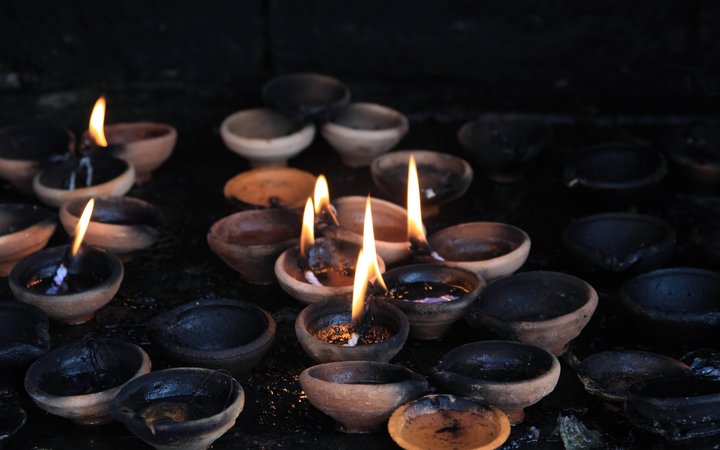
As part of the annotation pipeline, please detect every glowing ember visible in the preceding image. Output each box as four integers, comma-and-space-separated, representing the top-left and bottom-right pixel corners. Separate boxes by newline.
89, 96, 108, 147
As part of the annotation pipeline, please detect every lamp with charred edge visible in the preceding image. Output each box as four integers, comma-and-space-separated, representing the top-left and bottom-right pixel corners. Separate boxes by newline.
407, 154, 444, 261
47, 198, 95, 294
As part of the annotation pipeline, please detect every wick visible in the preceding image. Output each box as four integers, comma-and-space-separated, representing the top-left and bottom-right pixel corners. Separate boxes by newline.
303, 269, 323, 286
80, 156, 94, 187
345, 332, 360, 347
409, 237, 445, 261
46, 263, 68, 295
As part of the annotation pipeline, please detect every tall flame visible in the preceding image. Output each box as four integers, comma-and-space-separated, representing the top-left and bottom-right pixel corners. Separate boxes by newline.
89, 96, 108, 147
71, 199, 95, 257
362, 196, 386, 291
313, 175, 331, 215
351, 249, 374, 325
407, 154, 427, 244
300, 197, 315, 257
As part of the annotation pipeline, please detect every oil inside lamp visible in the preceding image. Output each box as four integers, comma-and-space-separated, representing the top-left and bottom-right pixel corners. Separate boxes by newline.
387, 282, 468, 304
407, 154, 443, 262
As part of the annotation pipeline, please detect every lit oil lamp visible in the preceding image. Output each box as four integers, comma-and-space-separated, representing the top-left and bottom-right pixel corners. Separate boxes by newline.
9, 199, 124, 324
0, 203, 57, 276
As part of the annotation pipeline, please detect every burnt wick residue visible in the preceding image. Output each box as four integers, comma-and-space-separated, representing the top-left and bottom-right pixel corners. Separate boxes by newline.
388, 282, 468, 303
313, 323, 392, 345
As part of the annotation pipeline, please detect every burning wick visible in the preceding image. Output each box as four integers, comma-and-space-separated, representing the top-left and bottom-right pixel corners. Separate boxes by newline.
407, 154, 444, 261
89, 96, 108, 147
313, 174, 339, 227
47, 198, 95, 294
346, 248, 374, 347
300, 197, 323, 286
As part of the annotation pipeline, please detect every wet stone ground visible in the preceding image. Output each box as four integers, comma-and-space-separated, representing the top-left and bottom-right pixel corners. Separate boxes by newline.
1, 85, 720, 449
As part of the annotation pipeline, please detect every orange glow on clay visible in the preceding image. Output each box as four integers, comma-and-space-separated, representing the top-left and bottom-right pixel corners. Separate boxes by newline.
89, 96, 108, 147
300, 197, 315, 258
407, 154, 427, 244
71, 199, 95, 257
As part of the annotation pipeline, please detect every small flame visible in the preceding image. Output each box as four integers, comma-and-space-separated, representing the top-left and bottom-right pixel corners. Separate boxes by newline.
300, 197, 315, 257
71, 199, 95, 257
407, 154, 427, 244
362, 196, 386, 291
351, 248, 374, 325
89, 96, 108, 147
313, 175, 331, 215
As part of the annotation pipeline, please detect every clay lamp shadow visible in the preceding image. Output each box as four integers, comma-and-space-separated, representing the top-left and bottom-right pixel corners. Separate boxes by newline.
0, 123, 74, 192
148, 298, 275, 376
0, 203, 56, 276
0, 302, 49, 392
372, 150, 473, 217
660, 123, 720, 186
577, 350, 691, 405
467, 271, 598, 356
563, 213, 675, 274
458, 114, 552, 183
221, 107, 315, 168
208, 208, 300, 284
626, 374, 720, 443
224, 167, 316, 210
24, 338, 151, 425
619, 268, 720, 343
0, 399, 27, 447
388, 394, 511, 450
379, 263, 485, 340
60, 196, 163, 258
109, 367, 244, 450
262, 72, 351, 122
299, 361, 427, 433
322, 102, 409, 167
433, 340, 561, 424
9, 199, 124, 324
81, 96, 177, 182
563, 143, 667, 198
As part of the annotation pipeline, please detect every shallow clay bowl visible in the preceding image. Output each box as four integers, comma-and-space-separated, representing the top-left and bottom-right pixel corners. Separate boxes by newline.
0, 203, 57, 276
299, 361, 427, 433
149, 298, 275, 375
33, 154, 135, 208
224, 167, 316, 210
434, 340, 560, 424
458, 114, 552, 182
9, 245, 124, 324
467, 271, 598, 355
0, 123, 73, 192
110, 368, 244, 450
620, 268, 720, 339
428, 222, 531, 282
262, 72, 351, 120
0, 399, 27, 446
388, 394, 511, 450
563, 213, 675, 273
661, 124, 720, 185
0, 301, 49, 391
322, 103, 409, 167
208, 208, 300, 284
371, 150, 473, 216
564, 143, 667, 197
24, 339, 150, 425
60, 196, 163, 256
380, 264, 485, 340
221, 108, 315, 168
329, 196, 409, 265
577, 350, 690, 402
295, 297, 409, 363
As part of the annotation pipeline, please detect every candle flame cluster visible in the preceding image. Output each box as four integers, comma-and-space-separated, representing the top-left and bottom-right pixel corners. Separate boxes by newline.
89, 96, 108, 147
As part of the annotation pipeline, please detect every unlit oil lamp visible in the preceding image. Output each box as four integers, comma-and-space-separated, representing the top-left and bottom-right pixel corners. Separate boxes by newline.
0, 203, 57, 276
662, 123, 720, 186
9, 199, 124, 324
262, 72, 351, 121
224, 167, 316, 210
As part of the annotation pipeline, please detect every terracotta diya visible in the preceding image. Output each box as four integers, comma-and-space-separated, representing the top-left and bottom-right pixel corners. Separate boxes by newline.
299, 361, 427, 433
224, 167, 316, 210
0, 203, 57, 276
262, 72, 351, 120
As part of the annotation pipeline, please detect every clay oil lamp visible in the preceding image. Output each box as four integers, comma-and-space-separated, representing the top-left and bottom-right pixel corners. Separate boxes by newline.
262, 72, 351, 121
458, 114, 552, 182
388, 394, 511, 450
149, 298, 276, 375
563, 143, 667, 198
577, 350, 690, 403
563, 213, 675, 274
661, 124, 720, 185
60, 196, 163, 257
626, 374, 720, 442
428, 222, 531, 282
224, 167, 315, 210
0, 399, 26, 446
109, 368, 244, 450
0, 301, 50, 392
322, 102, 409, 167
208, 208, 300, 284
467, 271, 598, 355
82, 97, 177, 182
620, 268, 720, 341
24, 338, 151, 425
0, 203, 56, 276
372, 150, 473, 217
299, 361, 427, 433
433, 340, 561, 424
0, 123, 73, 192
221, 107, 315, 168
9, 199, 124, 324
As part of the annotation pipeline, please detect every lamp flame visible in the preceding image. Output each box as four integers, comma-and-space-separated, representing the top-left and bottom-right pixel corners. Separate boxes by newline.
407, 154, 427, 244
300, 197, 315, 257
71, 199, 94, 257
351, 248, 374, 325
362, 196, 386, 291
313, 175, 331, 214
89, 96, 108, 147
